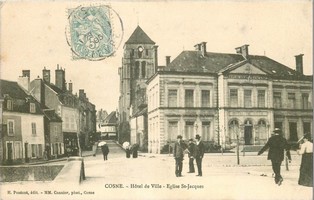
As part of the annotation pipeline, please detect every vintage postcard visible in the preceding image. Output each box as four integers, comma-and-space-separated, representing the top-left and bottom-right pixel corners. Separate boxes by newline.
0, 1, 313, 200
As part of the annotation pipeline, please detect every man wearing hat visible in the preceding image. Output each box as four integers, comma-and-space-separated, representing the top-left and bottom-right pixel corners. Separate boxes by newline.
173, 135, 187, 177
194, 134, 205, 177
187, 139, 196, 173
258, 128, 291, 185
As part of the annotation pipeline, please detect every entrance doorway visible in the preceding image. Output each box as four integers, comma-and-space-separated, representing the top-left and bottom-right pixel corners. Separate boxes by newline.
7, 143, 13, 162
244, 120, 253, 145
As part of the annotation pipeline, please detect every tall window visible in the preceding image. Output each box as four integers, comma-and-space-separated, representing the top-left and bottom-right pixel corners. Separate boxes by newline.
201, 90, 210, 107
244, 90, 252, 107
145, 49, 149, 56
130, 49, 134, 57
7, 100, 12, 110
8, 120, 14, 136
229, 120, 239, 141
273, 92, 282, 108
302, 93, 309, 109
185, 121, 194, 139
141, 61, 146, 78
230, 89, 238, 107
257, 90, 265, 108
38, 144, 43, 157
31, 144, 37, 157
185, 90, 194, 107
14, 142, 22, 159
168, 89, 177, 107
202, 121, 210, 141
288, 93, 296, 109
168, 121, 178, 141
257, 120, 267, 140
31, 123, 36, 135
30, 103, 36, 113
135, 61, 140, 78
289, 122, 298, 141
303, 122, 311, 134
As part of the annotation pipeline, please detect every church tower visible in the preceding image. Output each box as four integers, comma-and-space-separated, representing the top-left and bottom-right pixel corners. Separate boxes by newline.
118, 26, 158, 142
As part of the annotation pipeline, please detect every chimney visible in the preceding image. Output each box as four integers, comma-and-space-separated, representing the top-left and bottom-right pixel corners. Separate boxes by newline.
42, 67, 51, 83
153, 45, 158, 73
166, 56, 171, 66
235, 44, 249, 59
68, 81, 73, 93
295, 54, 304, 74
79, 89, 85, 99
18, 70, 30, 91
22, 70, 30, 78
55, 64, 66, 90
200, 42, 207, 56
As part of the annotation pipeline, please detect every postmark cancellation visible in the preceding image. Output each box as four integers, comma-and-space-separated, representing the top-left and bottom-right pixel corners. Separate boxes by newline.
66, 5, 123, 61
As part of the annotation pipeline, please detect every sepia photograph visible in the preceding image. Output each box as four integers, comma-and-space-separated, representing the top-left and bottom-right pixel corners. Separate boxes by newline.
0, 0, 313, 200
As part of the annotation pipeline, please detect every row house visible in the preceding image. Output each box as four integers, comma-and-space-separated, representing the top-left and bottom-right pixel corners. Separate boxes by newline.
96, 109, 108, 132
78, 89, 97, 150
147, 43, 312, 153
100, 111, 118, 140
0, 79, 45, 164
29, 66, 78, 156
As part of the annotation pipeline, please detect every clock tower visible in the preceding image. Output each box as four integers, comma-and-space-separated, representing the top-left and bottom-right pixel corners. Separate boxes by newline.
118, 26, 158, 142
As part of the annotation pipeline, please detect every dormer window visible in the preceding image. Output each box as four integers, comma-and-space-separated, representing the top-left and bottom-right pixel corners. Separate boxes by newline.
7, 100, 13, 110
30, 103, 36, 113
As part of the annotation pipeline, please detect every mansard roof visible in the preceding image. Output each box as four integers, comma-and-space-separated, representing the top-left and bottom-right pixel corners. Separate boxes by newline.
167, 51, 312, 81
125, 26, 155, 45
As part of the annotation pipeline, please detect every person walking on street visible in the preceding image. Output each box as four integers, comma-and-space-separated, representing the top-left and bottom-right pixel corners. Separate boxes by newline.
187, 139, 196, 173
194, 134, 205, 177
297, 133, 313, 187
92, 141, 98, 156
258, 128, 291, 186
173, 135, 187, 177
101, 144, 109, 161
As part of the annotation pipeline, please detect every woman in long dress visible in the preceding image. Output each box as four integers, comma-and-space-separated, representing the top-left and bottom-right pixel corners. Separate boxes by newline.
297, 133, 313, 187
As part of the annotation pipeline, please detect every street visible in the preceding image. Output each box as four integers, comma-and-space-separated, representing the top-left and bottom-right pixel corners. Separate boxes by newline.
0, 141, 312, 200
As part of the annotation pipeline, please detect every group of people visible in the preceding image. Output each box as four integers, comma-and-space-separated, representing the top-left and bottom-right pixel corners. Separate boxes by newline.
258, 128, 312, 187
173, 129, 313, 188
173, 134, 204, 177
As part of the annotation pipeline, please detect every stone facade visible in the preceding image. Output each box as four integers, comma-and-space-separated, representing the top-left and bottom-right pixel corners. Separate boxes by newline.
118, 26, 157, 144
147, 43, 313, 153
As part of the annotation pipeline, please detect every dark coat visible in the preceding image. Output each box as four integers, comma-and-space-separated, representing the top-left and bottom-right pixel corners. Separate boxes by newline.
194, 141, 205, 158
173, 141, 187, 159
101, 145, 109, 155
188, 143, 196, 158
258, 134, 291, 162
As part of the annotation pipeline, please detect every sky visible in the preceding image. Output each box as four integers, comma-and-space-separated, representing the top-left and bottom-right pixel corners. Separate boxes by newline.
0, 0, 312, 113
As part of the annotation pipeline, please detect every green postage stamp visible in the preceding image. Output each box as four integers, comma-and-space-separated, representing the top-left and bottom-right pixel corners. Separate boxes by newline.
67, 5, 123, 61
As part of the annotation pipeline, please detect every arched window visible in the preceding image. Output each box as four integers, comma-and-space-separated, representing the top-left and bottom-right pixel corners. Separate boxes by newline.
258, 119, 267, 140
141, 61, 146, 78
135, 61, 140, 78
228, 119, 239, 142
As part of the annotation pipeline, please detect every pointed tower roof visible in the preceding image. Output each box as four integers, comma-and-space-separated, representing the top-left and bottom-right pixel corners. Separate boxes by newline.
125, 26, 155, 44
